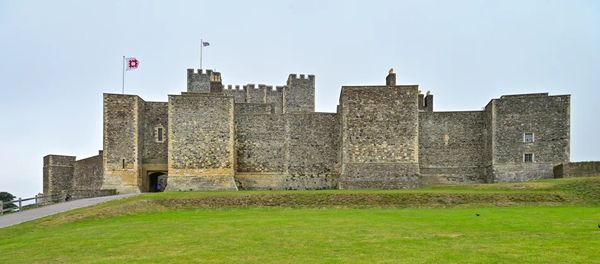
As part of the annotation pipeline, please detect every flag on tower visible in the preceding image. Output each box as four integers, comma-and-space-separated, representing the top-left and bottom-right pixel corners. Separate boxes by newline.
202, 41, 210, 47
125, 57, 139, 71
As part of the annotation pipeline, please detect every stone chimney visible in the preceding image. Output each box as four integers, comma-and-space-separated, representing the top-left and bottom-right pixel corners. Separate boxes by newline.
386, 68, 396, 86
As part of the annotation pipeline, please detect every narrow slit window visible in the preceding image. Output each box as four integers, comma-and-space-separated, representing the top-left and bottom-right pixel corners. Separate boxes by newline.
523, 132, 534, 143
155, 126, 165, 143
524, 153, 534, 163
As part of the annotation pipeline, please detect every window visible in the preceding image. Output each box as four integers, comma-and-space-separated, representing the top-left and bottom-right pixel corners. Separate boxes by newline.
155, 126, 165, 143
523, 132, 534, 143
524, 153, 534, 163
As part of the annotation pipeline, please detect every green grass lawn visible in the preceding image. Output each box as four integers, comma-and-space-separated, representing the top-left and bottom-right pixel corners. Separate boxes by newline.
1, 177, 599, 263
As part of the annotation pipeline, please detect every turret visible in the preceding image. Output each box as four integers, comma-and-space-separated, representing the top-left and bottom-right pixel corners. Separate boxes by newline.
283, 74, 315, 113
187, 69, 223, 93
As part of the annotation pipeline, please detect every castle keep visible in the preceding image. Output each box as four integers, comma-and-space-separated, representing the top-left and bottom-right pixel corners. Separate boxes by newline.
43, 69, 570, 194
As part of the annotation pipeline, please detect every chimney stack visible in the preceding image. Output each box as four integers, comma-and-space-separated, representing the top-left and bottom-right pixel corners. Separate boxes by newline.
386, 68, 396, 86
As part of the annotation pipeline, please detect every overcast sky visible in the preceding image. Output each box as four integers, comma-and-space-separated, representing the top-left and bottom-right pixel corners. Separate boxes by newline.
1, 0, 598, 198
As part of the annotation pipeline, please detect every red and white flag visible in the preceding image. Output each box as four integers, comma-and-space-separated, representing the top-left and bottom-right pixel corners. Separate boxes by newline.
125, 57, 139, 71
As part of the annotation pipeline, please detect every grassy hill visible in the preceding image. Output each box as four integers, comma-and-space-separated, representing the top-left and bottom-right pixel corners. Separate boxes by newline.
1, 177, 599, 263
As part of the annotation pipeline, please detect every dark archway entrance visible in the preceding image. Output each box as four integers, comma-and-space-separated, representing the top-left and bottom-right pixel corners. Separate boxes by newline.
148, 172, 168, 192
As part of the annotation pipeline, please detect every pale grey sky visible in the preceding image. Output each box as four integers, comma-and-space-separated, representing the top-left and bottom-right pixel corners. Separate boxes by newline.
1, 0, 598, 198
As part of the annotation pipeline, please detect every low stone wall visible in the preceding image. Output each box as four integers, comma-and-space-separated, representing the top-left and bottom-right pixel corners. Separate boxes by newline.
73, 152, 104, 191
492, 163, 555, 182
554, 162, 600, 178
46, 189, 117, 203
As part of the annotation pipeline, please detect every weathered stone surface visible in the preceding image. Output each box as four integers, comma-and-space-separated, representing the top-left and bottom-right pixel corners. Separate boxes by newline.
44, 69, 574, 193
339, 85, 420, 188
284, 74, 315, 113
101, 94, 144, 193
554, 162, 600, 178
167, 92, 236, 191
490, 93, 570, 182
419, 111, 486, 184
43, 155, 75, 194
73, 151, 104, 190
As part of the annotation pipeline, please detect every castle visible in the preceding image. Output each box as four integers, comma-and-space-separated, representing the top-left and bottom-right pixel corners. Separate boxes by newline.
43, 69, 570, 194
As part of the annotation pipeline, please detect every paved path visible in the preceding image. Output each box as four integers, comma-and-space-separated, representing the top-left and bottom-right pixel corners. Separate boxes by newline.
0, 194, 138, 228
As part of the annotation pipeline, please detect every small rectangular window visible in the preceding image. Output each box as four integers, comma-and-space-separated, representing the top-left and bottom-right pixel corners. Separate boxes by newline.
523, 132, 534, 143
155, 126, 165, 143
157, 128, 163, 142
524, 153, 534, 163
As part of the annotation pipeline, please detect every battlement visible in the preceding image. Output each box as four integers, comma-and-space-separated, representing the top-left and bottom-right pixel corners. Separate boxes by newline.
288, 74, 315, 82
44, 67, 573, 193
187, 69, 222, 93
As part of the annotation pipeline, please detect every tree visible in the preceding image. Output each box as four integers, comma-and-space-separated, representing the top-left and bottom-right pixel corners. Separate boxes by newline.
0, 192, 16, 210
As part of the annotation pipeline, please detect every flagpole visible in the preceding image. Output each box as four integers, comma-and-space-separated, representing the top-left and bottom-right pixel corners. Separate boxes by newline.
122, 56, 125, 94
200, 39, 203, 70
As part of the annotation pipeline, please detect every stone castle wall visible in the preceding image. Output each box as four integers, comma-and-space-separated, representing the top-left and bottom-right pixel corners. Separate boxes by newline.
142, 102, 168, 165
43, 152, 104, 195
44, 69, 574, 193
339, 85, 421, 189
234, 105, 339, 189
43, 155, 75, 194
490, 93, 570, 182
73, 151, 104, 191
167, 92, 237, 191
284, 74, 315, 113
284, 113, 339, 189
101, 94, 143, 193
554, 162, 600, 178
419, 111, 486, 184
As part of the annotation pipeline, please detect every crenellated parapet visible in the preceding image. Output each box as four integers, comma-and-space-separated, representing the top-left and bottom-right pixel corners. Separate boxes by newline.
219, 72, 314, 114
43, 67, 572, 194
284, 73, 315, 113
187, 69, 222, 93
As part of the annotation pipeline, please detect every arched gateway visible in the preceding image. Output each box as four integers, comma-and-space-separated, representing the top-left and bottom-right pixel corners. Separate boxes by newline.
148, 172, 167, 192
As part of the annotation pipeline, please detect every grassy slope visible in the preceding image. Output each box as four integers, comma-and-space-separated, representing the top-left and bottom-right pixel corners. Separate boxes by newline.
0, 177, 599, 263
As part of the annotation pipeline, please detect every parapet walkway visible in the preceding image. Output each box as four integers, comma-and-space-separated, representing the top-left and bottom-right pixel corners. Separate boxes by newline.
0, 194, 137, 228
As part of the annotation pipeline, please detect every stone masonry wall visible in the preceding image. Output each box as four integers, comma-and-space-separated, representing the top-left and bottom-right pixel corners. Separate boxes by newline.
142, 101, 168, 165
339, 85, 420, 189
419, 111, 486, 184
167, 93, 237, 191
491, 94, 570, 182
223, 85, 284, 113
43, 155, 75, 194
102, 94, 143, 193
234, 111, 339, 190
187, 69, 211, 93
285, 113, 339, 189
284, 74, 315, 113
481, 102, 494, 182
235, 105, 286, 173
223, 85, 246, 103
73, 152, 104, 191
554, 162, 600, 178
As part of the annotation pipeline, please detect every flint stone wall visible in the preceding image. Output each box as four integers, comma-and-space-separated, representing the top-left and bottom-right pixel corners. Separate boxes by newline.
167, 93, 237, 190
490, 94, 570, 182
419, 111, 486, 184
234, 104, 339, 189
43, 155, 75, 194
142, 102, 168, 165
339, 85, 420, 189
554, 162, 600, 178
102, 94, 143, 193
73, 152, 104, 190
